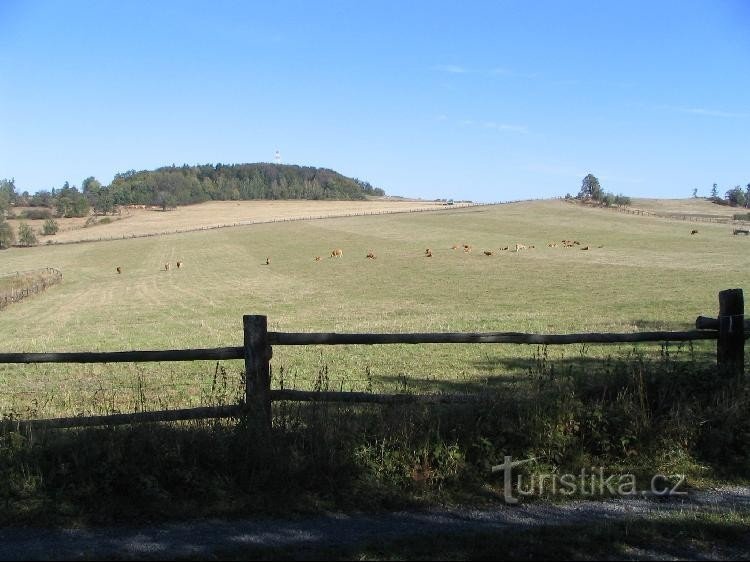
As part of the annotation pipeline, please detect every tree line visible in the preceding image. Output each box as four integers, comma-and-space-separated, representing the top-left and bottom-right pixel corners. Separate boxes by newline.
0, 163, 385, 216
0, 165, 385, 249
702, 183, 750, 208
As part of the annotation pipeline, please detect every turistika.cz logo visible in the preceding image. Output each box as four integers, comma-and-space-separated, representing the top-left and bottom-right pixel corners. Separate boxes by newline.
492, 456, 687, 505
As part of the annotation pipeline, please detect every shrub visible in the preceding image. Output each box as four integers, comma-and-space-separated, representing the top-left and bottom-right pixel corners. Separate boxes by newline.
17, 222, 38, 246
20, 208, 52, 220
0, 218, 14, 249
42, 219, 59, 236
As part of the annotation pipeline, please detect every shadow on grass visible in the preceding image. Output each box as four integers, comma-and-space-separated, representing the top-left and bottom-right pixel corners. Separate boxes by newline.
0, 352, 747, 527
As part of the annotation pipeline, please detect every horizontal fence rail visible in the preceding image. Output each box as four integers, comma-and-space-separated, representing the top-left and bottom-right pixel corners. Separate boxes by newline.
0, 330, 726, 365
269, 330, 720, 346
1, 289, 744, 429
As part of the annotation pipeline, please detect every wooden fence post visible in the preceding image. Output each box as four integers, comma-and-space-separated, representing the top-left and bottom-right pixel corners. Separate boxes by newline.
243, 315, 272, 430
718, 289, 744, 378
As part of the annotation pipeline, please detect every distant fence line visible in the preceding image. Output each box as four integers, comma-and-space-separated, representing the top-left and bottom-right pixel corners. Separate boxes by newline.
40, 202, 488, 246
562, 198, 750, 225
0, 267, 63, 310
1, 289, 745, 430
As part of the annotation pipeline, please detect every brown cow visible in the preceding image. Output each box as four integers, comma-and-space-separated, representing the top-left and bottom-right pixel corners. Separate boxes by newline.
463, 245, 472, 253
366, 251, 376, 259
483, 250, 493, 256
331, 248, 343, 258
426, 250, 433, 257
425, 248, 431, 255
581, 246, 590, 250
265, 257, 270, 265
314, 256, 322, 261
691, 230, 699, 235
116, 266, 121, 274
176, 261, 182, 269
165, 262, 170, 271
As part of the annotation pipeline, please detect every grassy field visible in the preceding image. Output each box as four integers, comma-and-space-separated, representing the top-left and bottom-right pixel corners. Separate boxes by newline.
0, 198, 748, 418
6, 199, 452, 244
629, 197, 747, 218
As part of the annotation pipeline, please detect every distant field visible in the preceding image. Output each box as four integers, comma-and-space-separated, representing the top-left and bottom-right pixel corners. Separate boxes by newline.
1, 199, 748, 419
7, 199, 452, 244
629, 197, 745, 218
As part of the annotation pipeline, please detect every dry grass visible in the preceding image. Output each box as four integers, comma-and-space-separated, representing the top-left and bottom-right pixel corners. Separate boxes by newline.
630, 197, 744, 218
8, 199, 453, 244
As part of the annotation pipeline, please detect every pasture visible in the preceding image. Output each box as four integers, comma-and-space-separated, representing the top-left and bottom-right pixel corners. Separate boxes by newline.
7, 199, 450, 244
0, 199, 748, 419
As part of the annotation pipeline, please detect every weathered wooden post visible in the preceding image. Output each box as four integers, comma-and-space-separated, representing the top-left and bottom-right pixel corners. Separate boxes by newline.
718, 289, 744, 378
243, 315, 272, 431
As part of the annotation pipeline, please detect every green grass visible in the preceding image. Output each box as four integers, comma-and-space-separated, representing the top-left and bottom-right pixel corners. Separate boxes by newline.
0, 200, 748, 418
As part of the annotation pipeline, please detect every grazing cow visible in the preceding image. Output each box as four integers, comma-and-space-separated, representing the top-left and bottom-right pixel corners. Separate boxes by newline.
426, 250, 433, 257
581, 246, 590, 250
483, 250, 493, 256
500, 246, 509, 251
463, 245, 472, 253
331, 248, 343, 258
425, 248, 431, 255
734, 229, 750, 236
165, 262, 170, 271
515, 243, 527, 251
366, 251, 376, 259
265, 257, 271, 265
314, 256, 322, 261
573, 241, 581, 245
691, 230, 699, 235
176, 261, 182, 269
116, 266, 121, 274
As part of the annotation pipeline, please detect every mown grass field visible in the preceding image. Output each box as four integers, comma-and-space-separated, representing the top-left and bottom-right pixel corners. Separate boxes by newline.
7, 198, 450, 244
0, 199, 748, 419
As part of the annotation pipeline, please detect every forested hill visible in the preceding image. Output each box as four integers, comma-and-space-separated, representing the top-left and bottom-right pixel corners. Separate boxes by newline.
106, 163, 385, 207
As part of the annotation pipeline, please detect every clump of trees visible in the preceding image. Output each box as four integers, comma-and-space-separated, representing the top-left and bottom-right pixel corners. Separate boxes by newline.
0, 164, 385, 225
576, 174, 631, 207
701, 183, 750, 208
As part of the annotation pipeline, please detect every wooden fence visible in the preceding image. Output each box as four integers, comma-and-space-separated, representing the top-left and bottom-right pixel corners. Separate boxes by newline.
0, 289, 745, 430
0, 267, 63, 310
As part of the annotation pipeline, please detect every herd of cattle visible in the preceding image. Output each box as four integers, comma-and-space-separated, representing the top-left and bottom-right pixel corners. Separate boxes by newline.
115, 228, 728, 274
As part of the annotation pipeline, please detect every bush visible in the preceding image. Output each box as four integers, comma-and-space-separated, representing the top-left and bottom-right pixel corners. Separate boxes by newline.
42, 219, 59, 236
0, 218, 14, 249
17, 222, 38, 246
20, 208, 52, 220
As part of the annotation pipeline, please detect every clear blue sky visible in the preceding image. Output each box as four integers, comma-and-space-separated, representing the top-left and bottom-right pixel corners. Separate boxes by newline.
1, 0, 748, 203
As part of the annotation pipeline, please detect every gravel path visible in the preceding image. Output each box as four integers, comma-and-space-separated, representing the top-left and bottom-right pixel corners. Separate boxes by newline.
1, 488, 748, 560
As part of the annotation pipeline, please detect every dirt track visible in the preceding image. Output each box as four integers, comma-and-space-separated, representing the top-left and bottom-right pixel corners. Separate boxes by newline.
1, 488, 748, 560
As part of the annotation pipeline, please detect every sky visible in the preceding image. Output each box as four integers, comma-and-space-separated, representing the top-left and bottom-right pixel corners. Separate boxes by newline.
0, 0, 748, 203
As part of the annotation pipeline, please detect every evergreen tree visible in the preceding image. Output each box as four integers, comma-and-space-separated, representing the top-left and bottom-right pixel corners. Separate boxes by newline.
578, 174, 603, 201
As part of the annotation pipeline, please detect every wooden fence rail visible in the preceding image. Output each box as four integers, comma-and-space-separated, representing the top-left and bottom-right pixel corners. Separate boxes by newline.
2, 289, 745, 430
